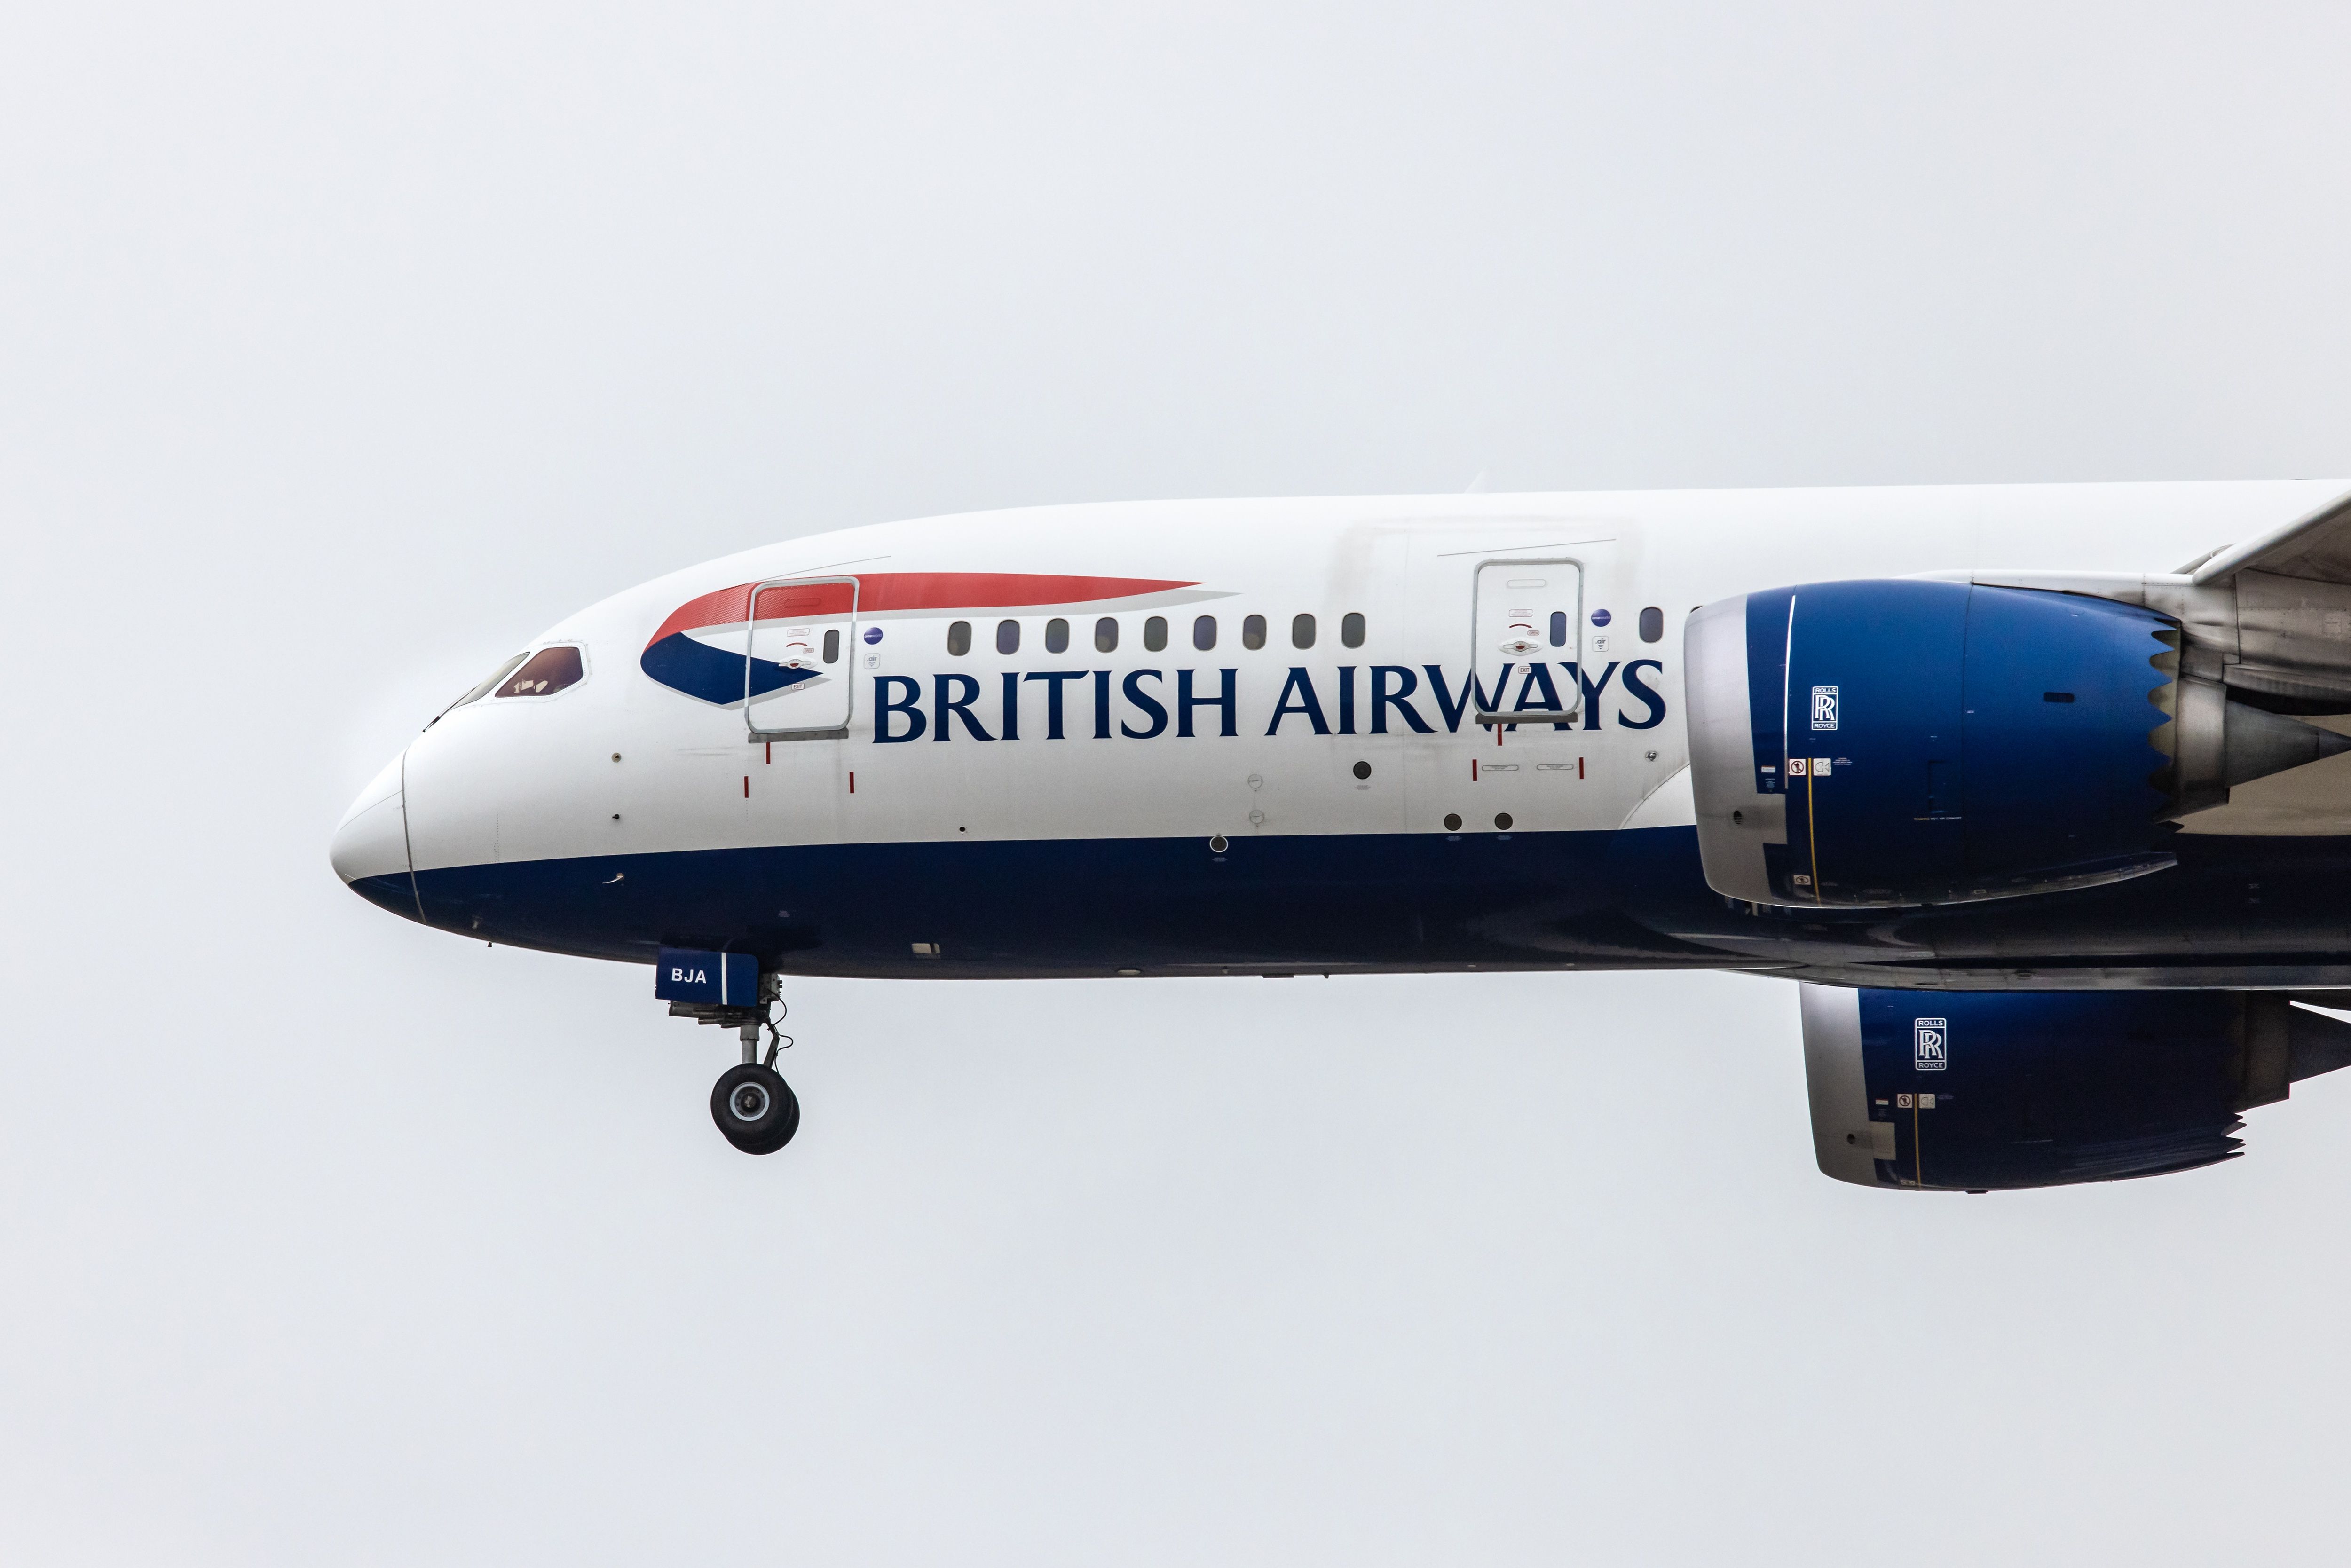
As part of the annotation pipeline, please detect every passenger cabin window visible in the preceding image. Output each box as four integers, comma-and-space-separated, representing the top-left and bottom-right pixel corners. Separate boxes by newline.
1292, 613, 1316, 649
947, 620, 971, 656
1144, 615, 1168, 652
1640, 606, 1664, 643
1095, 617, 1119, 653
997, 619, 1020, 654
1548, 611, 1568, 647
1243, 614, 1266, 650
1046, 617, 1070, 654
1341, 612, 1365, 648
823, 629, 841, 663
1193, 615, 1217, 651
496, 645, 584, 698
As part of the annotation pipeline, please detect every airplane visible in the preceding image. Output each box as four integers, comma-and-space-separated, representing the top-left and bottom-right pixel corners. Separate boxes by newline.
331, 480, 2351, 1188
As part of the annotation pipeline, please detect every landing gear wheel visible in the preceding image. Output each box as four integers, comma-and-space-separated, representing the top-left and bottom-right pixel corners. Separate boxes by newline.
711, 1062, 800, 1154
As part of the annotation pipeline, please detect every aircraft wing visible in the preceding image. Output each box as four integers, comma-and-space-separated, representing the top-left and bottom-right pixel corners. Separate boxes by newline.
2185, 486, 2351, 583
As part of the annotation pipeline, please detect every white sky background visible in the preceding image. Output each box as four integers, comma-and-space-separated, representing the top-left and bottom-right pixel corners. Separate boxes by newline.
6, 2, 2351, 1562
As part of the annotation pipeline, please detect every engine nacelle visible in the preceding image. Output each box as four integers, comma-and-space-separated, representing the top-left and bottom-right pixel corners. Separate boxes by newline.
1686, 579, 2350, 908
1800, 985, 2351, 1191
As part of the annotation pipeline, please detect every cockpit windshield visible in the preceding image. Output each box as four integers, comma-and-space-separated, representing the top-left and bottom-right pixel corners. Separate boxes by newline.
494, 646, 584, 698
434, 652, 528, 723
428, 645, 587, 728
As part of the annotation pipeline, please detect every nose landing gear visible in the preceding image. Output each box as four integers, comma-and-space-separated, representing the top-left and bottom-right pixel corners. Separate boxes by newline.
668, 968, 801, 1155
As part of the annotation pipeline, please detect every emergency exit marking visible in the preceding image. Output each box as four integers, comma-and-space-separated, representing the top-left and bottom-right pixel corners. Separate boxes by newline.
743, 776, 749, 798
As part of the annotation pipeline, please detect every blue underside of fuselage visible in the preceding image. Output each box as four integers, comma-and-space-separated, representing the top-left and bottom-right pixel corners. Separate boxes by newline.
355, 826, 1736, 978
348, 825, 2351, 985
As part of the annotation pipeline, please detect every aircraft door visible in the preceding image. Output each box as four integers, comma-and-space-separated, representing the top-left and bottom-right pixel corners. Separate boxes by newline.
1472, 560, 1584, 723
746, 577, 858, 739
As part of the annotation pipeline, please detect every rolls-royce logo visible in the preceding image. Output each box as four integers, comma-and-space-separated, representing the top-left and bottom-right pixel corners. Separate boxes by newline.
1811, 685, 1838, 730
1914, 1017, 1948, 1071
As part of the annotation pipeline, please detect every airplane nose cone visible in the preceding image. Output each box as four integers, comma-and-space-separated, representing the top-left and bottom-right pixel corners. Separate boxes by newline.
331, 752, 413, 889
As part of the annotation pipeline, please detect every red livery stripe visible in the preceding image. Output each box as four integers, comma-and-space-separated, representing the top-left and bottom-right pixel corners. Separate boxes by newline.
648, 572, 1199, 647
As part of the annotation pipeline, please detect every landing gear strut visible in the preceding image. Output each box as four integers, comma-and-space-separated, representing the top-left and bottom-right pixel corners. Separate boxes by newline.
670, 971, 800, 1155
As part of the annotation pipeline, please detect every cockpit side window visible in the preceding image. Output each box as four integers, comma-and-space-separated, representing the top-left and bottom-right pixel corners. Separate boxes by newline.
494, 645, 585, 698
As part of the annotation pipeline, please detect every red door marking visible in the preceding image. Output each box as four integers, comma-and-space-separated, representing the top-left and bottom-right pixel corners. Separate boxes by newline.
742, 776, 749, 798
849, 771, 856, 794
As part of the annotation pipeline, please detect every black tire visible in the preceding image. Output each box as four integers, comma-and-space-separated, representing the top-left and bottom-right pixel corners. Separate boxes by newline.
710, 1063, 801, 1154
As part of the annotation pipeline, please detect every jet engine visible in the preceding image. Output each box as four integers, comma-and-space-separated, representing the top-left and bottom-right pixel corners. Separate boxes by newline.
1800, 985, 2351, 1191
1685, 580, 2350, 908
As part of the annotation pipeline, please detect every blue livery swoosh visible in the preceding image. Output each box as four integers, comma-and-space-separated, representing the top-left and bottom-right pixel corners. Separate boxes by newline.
640, 632, 825, 706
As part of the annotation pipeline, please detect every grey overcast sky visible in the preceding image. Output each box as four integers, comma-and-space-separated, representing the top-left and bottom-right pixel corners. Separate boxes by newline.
8, 3, 2351, 1563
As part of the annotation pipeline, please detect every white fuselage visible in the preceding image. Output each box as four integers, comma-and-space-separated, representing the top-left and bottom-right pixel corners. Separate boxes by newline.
331, 481, 2351, 986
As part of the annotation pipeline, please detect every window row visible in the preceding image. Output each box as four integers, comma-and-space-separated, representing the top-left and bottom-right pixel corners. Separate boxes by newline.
1531, 607, 1667, 646
946, 612, 1368, 657
939, 605, 1668, 656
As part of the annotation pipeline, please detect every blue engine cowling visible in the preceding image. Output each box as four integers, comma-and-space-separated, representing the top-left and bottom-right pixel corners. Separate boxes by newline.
1799, 985, 2351, 1191
1687, 580, 2173, 907
1686, 579, 2350, 908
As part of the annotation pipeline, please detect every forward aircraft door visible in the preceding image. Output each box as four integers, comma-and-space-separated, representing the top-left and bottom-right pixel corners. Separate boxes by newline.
746, 577, 857, 739
1473, 559, 1584, 723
